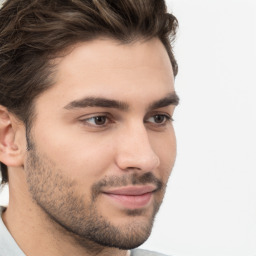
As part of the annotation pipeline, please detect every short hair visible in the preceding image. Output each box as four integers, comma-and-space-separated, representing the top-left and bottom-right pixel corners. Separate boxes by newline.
0, 0, 178, 185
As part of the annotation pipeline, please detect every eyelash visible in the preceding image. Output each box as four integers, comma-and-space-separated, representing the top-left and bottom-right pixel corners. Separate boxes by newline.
79, 113, 173, 128
145, 114, 173, 126
79, 113, 113, 128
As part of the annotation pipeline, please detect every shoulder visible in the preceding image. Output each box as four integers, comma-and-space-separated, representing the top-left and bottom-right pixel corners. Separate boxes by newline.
131, 249, 171, 256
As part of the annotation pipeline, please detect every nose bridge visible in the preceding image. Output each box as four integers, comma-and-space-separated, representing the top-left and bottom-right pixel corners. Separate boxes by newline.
115, 122, 160, 171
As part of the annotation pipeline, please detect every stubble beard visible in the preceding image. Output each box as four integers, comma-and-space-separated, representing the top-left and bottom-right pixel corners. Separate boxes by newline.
25, 141, 166, 251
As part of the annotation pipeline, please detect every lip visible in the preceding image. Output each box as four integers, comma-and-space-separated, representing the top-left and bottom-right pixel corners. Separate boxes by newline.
103, 185, 157, 195
102, 185, 156, 209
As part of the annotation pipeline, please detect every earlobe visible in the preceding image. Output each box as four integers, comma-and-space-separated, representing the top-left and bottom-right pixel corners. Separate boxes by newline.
0, 106, 24, 167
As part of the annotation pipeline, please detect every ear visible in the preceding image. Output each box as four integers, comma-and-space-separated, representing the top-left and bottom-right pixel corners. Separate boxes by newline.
0, 106, 25, 167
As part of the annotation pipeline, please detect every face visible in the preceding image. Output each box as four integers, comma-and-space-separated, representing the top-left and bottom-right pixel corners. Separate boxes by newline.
24, 38, 178, 250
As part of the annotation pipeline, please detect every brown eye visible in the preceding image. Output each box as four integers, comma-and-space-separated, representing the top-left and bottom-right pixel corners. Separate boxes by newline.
153, 115, 166, 123
93, 116, 107, 125
82, 116, 108, 126
146, 114, 172, 125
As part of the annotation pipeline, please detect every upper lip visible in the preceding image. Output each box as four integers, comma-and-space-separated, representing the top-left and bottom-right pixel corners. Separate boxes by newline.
102, 185, 157, 196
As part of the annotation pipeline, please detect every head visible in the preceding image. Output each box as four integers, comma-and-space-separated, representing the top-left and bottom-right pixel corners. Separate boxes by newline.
0, 0, 178, 251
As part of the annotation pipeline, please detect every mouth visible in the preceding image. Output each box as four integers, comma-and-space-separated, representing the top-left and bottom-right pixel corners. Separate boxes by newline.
102, 185, 157, 210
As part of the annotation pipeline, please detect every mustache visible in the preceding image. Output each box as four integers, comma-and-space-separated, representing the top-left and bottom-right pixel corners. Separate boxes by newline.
91, 172, 164, 200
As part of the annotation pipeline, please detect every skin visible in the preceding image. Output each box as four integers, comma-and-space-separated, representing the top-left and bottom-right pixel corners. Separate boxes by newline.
0, 38, 178, 256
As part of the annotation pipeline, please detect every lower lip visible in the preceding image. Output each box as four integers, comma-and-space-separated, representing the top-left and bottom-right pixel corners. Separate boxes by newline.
103, 192, 153, 209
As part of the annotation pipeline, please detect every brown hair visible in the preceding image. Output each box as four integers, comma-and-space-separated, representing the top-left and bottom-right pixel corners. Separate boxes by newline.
0, 0, 178, 185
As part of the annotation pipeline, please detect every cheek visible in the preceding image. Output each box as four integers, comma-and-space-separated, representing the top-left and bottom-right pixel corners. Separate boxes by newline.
34, 125, 115, 183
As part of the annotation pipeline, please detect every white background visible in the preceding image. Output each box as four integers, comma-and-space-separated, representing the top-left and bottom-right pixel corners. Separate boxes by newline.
1, 0, 256, 255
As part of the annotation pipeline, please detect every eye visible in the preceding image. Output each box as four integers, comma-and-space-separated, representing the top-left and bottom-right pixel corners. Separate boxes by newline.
146, 114, 173, 125
81, 115, 109, 126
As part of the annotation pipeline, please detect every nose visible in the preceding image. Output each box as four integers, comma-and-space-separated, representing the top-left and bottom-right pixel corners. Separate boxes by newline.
115, 124, 160, 172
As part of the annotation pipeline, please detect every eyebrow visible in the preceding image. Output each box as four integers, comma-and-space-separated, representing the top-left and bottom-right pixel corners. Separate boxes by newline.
64, 97, 129, 111
64, 92, 179, 111
147, 92, 179, 111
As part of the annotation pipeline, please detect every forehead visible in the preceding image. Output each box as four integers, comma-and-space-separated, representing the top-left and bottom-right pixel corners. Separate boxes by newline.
36, 38, 175, 109
58, 38, 173, 69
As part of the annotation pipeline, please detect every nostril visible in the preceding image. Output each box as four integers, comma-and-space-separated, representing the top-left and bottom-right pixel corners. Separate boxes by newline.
126, 167, 141, 170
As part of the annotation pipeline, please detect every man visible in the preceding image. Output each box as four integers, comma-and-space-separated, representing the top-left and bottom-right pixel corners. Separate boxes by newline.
0, 0, 179, 255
